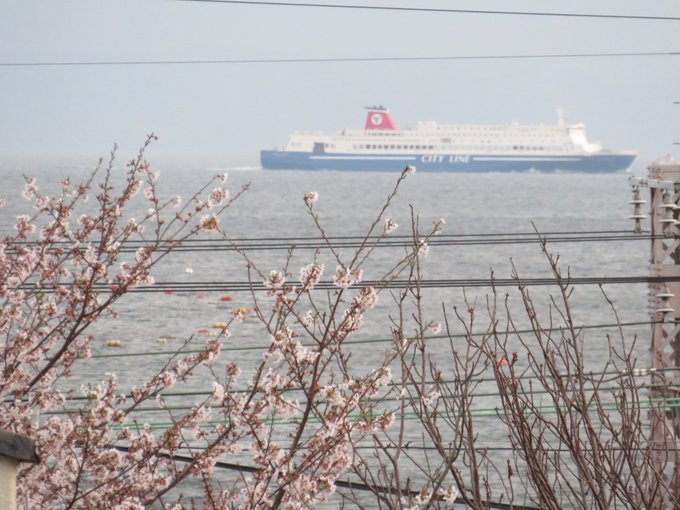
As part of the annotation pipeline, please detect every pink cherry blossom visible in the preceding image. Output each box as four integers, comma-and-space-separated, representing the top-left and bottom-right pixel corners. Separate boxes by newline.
384, 218, 398, 233
200, 214, 220, 231
303, 191, 318, 204
299, 262, 324, 290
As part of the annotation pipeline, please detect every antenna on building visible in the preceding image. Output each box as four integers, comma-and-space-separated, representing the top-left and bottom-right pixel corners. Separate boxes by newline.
557, 107, 566, 127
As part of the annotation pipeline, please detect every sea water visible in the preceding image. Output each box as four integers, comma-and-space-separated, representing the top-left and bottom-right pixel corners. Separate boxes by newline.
0, 161, 654, 505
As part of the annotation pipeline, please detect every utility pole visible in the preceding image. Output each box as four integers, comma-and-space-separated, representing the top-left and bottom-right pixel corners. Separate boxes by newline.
631, 156, 680, 498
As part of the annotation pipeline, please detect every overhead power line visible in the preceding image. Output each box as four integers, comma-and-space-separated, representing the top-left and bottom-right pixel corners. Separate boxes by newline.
171, 0, 680, 22
110, 445, 535, 510
87, 320, 657, 360
135, 275, 677, 292
148, 232, 651, 251
9, 230, 656, 253
17, 275, 670, 294
1, 51, 676, 68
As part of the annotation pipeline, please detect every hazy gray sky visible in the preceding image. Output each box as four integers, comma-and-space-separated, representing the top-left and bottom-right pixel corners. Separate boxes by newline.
1, 0, 678, 171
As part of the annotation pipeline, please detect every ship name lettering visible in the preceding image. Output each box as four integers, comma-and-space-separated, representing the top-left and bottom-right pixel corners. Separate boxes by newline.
449, 155, 470, 163
421, 155, 445, 164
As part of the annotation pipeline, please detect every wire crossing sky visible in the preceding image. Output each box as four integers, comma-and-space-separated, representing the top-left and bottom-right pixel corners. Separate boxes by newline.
2, 51, 677, 67
171, 0, 680, 21
1, 0, 679, 165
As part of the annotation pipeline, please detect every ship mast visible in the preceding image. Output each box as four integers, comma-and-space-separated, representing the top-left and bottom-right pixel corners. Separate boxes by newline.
557, 107, 566, 126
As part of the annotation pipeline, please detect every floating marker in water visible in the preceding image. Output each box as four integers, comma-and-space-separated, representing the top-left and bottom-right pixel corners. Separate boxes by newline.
219, 295, 234, 302
106, 339, 125, 347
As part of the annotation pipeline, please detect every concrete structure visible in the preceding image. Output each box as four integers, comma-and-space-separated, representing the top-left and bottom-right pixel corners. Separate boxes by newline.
631, 155, 680, 500
0, 430, 38, 510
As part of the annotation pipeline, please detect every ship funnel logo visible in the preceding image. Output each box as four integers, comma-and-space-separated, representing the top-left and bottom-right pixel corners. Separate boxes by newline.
364, 107, 397, 130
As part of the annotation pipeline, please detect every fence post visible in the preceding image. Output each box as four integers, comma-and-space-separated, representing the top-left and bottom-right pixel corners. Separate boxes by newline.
0, 430, 38, 510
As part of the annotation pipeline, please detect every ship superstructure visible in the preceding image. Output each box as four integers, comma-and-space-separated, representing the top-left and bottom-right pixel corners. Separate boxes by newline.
260, 106, 637, 172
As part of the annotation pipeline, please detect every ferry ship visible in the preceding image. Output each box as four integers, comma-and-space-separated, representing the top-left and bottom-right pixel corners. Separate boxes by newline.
260, 106, 637, 172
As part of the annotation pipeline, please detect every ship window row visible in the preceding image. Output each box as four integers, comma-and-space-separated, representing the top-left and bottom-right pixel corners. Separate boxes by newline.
437, 128, 562, 137
351, 144, 558, 152
438, 126, 512, 131
513, 146, 547, 151
441, 138, 559, 145
437, 126, 560, 132
439, 135, 561, 142
355, 144, 435, 150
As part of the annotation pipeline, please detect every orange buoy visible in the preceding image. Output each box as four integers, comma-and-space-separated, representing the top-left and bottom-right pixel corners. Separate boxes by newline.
219, 295, 234, 302
235, 307, 249, 314
106, 339, 125, 347
163, 290, 173, 295
198, 328, 210, 334
196, 294, 205, 299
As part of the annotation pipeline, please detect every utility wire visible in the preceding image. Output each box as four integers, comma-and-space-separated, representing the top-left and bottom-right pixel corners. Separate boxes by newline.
46, 383, 667, 411
1, 52, 677, 67
88, 320, 656, 359
170, 0, 680, 22
98, 233, 660, 252
45, 382, 662, 415
42, 388, 654, 415
34, 274, 667, 294
130, 442, 680, 453
56, 356, 669, 409
52, 369, 666, 402
28, 364, 672, 411
110, 444, 535, 510
104, 395, 680, 430
10, 230, 652, 253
